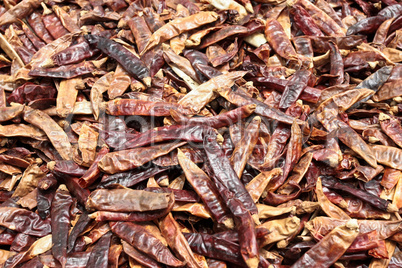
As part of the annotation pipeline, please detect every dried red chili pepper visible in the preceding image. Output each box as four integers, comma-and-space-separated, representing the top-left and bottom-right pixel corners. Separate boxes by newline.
110, 221, 183, 266
51, 42, 99, 66
0, 207, 51, 236
321, 176, 398, 213
27, 11, 54, 44
0, 0, 42, 26
178, 150, 233, 228
85, 35, 151, 87
51, 185, 73, 268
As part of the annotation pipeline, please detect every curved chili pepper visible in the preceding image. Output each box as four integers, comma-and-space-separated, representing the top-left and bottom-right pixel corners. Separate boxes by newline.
290, 4, 324, 36
85, 35, 151, 87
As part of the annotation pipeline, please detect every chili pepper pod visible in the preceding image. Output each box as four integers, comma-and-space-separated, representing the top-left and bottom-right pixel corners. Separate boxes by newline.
85, 35, 152, 87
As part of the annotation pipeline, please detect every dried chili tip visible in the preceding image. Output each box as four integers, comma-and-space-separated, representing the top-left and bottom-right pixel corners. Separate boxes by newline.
378, 113, 392, 121
245, 257, 259, 268
47, 161, 56, 171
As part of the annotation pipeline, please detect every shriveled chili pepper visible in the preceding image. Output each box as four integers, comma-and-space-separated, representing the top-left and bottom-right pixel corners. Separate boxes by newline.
67, 212, 91, 253
41, 3, 69, 39
159, 213, 207, 268
51, 185, 73, 268
28, 61, 99, 79
110, 221, 183, 266
98, 141, 187, 174
105, 99, 189, 117
328, 41, 344, 86
178, 149, 233, 228
322, 176, 398, 213
85, 35, 151, 87
121, 240, 163, 268
86, 231, 112, 268
79, 146, 109, 188
86, 188, 173, 213
112, 125, 216, 150
51, 42, 99, 66
141, 11, 219, 54
0, 207, 51, 236
279, 70, 311, 110
291, 220, 359, 267
27, 11, 54, 44
183, 232, 244, 266
99, 165, 168, 188
0, 0, 42, 26
290, 4, 324, 37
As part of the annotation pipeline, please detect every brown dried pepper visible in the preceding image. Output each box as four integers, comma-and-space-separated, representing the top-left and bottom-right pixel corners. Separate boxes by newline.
23, 107, 72, 161
0, 0, 42, 26
141, 11, 219, 54
27, 11, 54, 44
110, 221, 183, 267
265, 18, 299, 62
232, 117, 261, 177
290, 4, 324, 37
86, 189, 173, 212
51, 42, 99, 66
85, 35, 151, 87
98, 141, 186, 174
291, 220, 359, 267
177, 149, 233, 228
51, 185, 73, 268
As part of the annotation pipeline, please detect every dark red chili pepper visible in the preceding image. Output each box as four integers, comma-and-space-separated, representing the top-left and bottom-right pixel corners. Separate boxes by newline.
11, 233, 36, 252
143, 7, 165, 32
85, 35, 151, 87
183, 232, 244, 266
110, 221, 183, 266
178, 150, 233, 228
7, 82, 56, 104
100, 165, 168, 188
27, 11, 54, 44
321, 176, 398, 212
122, 240, 163, 268
113, 125, 215, 150
86, 231, 112, 268
51, 42, 99, 66
171, 104, 256, 129
379, 114, 402, 149
127, 15, 152, 54
144, 187, 200, 203
89, 200, 174, 222
67, 212, 91, 253
347, 16, 386, 35
265, 18, 299, 62
48, 160, 87, 178
0, 230, 17, 245
328, 41, 344, 86
204, 135, 259, 268
78, 146, 109, 188
28, 61, 98, 79
0, 207, 51, 236
378, 4, 402, 19
198, 25, 248, 49
51, 185, 73, 268
41, 7, 69, 39
279, 70, 311, 110
290, 4, 324, 37
250, 76, 321, 104
204, 135, 257, 217
105, 99, 189, 117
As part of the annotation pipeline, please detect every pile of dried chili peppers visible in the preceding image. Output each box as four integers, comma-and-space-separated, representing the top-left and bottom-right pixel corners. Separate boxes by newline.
0, 0, 401, 267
